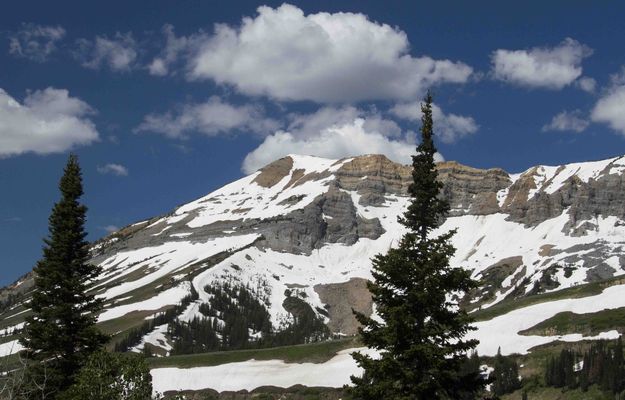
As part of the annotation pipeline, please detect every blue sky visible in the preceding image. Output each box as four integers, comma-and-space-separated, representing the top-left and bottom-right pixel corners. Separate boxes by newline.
2, 1, 625, 285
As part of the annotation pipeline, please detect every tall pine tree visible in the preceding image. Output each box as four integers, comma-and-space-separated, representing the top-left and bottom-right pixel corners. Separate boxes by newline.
350, 92, 486, 399
20, 154, 108, 399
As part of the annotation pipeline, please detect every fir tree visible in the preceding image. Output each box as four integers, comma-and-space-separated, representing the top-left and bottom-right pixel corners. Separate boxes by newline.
60, 351, 153, 400
492, 347, 521, 396
350, 92, 486, 399
20, 154, 108, 399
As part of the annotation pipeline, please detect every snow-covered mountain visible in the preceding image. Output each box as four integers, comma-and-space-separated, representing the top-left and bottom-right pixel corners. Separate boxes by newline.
3, 153, 625, 363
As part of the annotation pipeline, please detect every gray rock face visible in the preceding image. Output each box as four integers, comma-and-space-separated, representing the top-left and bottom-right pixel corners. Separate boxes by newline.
90, 180, 385, 260
499, 157, 625, 229
335, 155, 411, 206
334, 155, 511, 216
256, 183, 384, 254
437, 161, 510, 216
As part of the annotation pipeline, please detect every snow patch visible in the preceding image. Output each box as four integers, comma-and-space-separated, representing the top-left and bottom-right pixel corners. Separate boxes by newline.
151, 347, 375, 393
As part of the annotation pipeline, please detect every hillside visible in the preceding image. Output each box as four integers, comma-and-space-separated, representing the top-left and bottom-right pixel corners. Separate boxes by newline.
2, 153, 625, 393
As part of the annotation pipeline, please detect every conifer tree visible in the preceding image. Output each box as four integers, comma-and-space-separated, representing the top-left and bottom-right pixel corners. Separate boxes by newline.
350, 92, 486, 399
20, 154, 108, 399
492, 347, 521, 396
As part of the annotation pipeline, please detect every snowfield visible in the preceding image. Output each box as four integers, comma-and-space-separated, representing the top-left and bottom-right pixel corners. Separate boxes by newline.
175, 155, 353, 229
0, 339, 23, 358
151, 347, 375, 394
470, 284, 625, 356
98, 282, 191, 322
95, 234, 260, 300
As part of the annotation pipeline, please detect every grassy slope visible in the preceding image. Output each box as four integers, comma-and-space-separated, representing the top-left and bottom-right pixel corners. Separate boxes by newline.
520, 307, 625, 336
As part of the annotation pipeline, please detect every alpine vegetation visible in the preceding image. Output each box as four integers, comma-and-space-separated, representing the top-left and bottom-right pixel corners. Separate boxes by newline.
350, 92, 487, 399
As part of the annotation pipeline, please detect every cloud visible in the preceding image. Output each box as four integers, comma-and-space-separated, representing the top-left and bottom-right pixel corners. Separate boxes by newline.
0, 87, 98, 157
576, 76, 597, 93
97, 163, 129, 176
491, 38, 592, 89
135, 96, 280, 138
591, 71, 625, 135
287, 106, 402, 138
8, 23, 66, 62
389, 102, 478, 143
242, 117, 439, 174
101, 225, 119, 233
542, 110, 589, 133
75, 32, 138, 71
148, 24, 207, 76
609, 68, 625, 86
187, 4, 473, 102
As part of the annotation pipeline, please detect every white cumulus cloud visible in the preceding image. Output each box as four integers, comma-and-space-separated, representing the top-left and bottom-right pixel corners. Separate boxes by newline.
242, 117, 438, 174
542, 110, 589, 133
97, 163, 129, 176
187, 4, 473, 102
287, 106, 402, 138
8, 23, 66, 62
389, 102, 478, 143
591, 85, 625, 136
76, 32, 138, 71
491, 38, 592, 89
135, 96, 280, 138
101, 225, 119, 233
0, 87, 98, 157
576, 76, 597, 93
148, 24, 207, 76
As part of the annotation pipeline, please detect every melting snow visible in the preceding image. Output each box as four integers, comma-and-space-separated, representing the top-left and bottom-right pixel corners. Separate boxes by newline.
98, 282, 191, 322
0, 340, 23, 357
469, 284, 625, 356
151, 347, 375, 394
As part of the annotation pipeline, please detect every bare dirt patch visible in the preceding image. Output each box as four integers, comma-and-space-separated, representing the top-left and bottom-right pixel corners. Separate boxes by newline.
314, 278, 372, 336
252, 156, 294, 188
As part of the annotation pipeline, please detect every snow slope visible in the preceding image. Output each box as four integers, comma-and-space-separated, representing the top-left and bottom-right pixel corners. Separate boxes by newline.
470, 284, 625, 356
151, 347, 376, 394
58, 154, 625, 349
4, 153, 625, 390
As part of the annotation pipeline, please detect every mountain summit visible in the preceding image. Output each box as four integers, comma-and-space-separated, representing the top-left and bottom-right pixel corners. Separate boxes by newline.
3, 153, 625, 362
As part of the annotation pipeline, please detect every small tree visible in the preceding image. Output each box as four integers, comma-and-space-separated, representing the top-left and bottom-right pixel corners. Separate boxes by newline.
60, 351, 153, 400
492, 348, 521, 396
350, 92, 486, 399
20, 154, 108, 398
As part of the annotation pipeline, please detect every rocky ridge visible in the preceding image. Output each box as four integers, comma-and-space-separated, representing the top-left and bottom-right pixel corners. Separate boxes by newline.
2, 153, 625, 359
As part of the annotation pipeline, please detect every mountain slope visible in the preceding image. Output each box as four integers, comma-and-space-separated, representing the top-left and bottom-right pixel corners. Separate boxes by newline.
2, 153, 625, 365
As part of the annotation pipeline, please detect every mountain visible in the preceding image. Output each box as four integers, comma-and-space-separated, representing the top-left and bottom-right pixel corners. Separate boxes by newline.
2, 153, 625, 392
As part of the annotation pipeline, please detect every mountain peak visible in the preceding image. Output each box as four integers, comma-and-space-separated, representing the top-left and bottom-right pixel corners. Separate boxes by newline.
4, 151, 625, 367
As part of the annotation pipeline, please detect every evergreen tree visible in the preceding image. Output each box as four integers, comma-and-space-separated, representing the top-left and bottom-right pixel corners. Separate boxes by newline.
59, 351, 153, 400
492, 348, 521, 396
350, 92, 486, 399
20, 154, 108, 399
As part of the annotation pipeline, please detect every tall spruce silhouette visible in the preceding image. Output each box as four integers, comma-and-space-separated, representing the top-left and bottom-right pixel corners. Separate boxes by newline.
20, 154, 108, 399
350, 92, 486, 399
